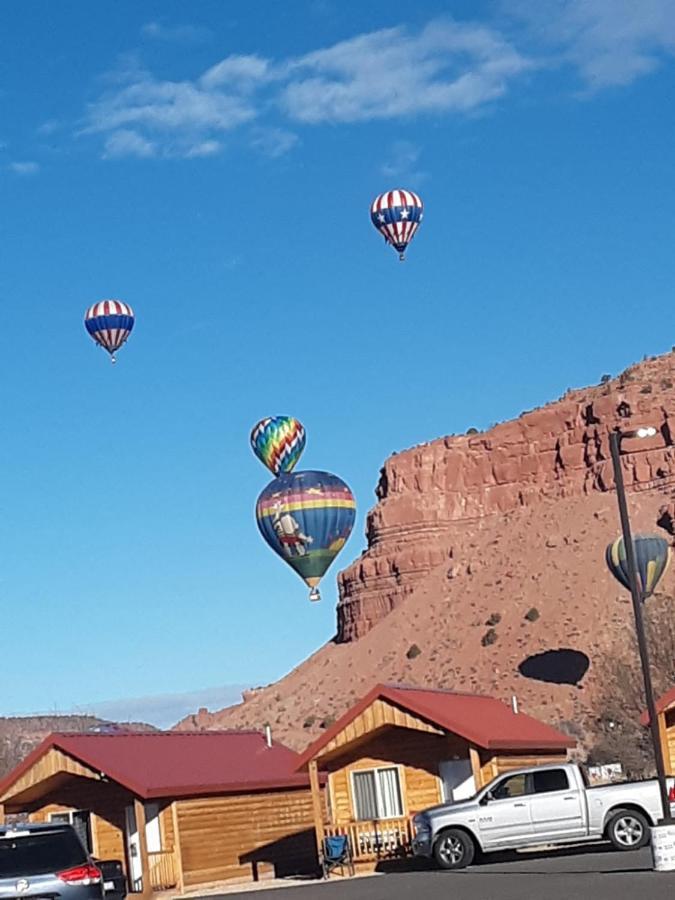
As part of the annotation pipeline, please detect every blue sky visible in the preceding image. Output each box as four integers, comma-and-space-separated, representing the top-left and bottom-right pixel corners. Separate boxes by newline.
2, 0, 675, 726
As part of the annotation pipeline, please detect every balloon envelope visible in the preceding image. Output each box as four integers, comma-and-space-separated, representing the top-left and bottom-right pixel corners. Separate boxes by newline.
606, 533, 670, 599
84, 300, 135, 358
256, 470, 356, 591
371, 189, 423, 259
250, 417, 305, 476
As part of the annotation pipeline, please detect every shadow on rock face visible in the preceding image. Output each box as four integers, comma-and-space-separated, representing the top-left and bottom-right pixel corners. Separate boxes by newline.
518, 648, 590, 686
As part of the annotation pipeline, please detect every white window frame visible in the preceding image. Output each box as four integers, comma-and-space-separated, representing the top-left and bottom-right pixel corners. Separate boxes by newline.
350, 765, 405, 821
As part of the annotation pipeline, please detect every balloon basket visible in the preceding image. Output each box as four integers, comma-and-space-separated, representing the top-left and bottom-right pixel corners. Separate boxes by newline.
309, 588, 321, 602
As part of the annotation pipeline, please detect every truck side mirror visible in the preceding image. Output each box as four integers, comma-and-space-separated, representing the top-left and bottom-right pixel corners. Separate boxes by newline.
479, 792, 492, 806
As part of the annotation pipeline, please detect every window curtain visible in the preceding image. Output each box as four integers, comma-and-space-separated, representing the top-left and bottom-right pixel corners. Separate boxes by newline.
352, 771, 378, 820
377, 768, 403, 818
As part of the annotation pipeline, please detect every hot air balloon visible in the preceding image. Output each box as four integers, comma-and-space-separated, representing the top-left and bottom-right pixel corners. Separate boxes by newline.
250, 417, 306, 476
256, 470, 356, 601
371, 189, 423, 261
84, 300, 135, 364
606, 533, 670, 600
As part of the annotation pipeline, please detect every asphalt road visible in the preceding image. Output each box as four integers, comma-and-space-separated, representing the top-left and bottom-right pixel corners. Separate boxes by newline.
213, 845, 675, 900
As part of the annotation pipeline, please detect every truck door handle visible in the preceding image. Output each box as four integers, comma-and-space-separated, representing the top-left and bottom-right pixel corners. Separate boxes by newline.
563, 796, 576, 801
514, 803, 526, 807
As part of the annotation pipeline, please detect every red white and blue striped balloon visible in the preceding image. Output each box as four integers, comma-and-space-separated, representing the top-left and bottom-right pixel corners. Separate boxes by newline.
84, 300, 135, 363
371, 189, 423, 261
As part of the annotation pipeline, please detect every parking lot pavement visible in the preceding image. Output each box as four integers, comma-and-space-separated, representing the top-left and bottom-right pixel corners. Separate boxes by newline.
196, 846, 675, 900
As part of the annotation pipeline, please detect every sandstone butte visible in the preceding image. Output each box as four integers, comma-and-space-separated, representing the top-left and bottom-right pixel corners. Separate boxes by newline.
176, 353, 675, 754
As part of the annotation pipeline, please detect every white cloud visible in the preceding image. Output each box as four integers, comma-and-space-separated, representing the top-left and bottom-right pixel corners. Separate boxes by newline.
280, 20, 532, 123
103, 129, 156, 159
82, 8, 675, 162
509, 0, 675, 89
141, 20, 211, 43
184, 139, 222, 157
84, 18, 530, 160
9, 161, 39, 175
250, 126, 299, 158
381, 140, 426, 182
37, 120, 60, 136
201, 54, 272, 90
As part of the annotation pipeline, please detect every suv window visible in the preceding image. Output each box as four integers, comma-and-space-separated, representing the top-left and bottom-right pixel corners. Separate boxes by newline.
492, 773, 529, 800
0, 829, 87, 877
532, 769, 569, 794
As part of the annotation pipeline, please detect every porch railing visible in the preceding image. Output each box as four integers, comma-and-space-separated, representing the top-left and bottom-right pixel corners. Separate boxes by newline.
148, 849, 177, 890
324, 817, 413, 862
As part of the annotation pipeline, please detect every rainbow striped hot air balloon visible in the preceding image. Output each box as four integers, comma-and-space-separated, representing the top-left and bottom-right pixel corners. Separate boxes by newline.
606, 533, 670, 600
250, 417, 306, 476
84, 299, 135, 364
256, 469, 356, 601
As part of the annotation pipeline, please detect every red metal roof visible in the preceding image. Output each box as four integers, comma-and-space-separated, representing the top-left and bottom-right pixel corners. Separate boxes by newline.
640, 686, 675, 726
296, 683, 575, 769
0, 731, 312, 801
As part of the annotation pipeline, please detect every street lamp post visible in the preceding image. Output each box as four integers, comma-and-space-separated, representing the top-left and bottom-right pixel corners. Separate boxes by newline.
608, 427, 673, 825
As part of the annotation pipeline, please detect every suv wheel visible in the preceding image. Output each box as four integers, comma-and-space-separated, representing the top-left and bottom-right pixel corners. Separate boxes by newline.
433, 829, 475, 870
606, 809, 650, 850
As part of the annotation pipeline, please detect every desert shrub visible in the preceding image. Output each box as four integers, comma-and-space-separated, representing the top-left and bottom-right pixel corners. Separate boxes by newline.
481, 628, 498, 647
524, 607, 540, 622
406, 643, 422, 660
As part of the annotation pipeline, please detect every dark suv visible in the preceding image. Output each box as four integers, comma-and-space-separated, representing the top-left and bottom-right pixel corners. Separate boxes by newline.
0, 823, 103, 900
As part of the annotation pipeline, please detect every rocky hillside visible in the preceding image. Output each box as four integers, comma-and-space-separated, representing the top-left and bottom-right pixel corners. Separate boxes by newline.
0, 716, 155, 779
177, 353, 675, 761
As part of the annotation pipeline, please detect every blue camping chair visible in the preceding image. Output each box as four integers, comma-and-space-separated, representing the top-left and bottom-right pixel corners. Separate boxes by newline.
322, 834, 354, 878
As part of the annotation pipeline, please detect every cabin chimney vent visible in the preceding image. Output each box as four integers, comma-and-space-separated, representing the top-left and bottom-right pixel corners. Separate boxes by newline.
264, 724, 272, 747
511, 695, 519, 715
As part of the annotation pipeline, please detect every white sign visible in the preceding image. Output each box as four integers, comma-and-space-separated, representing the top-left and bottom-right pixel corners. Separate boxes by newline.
652, 824, 675, 872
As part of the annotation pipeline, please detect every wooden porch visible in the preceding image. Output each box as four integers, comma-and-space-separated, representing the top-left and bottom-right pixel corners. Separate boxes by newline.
324, 817, 413, 862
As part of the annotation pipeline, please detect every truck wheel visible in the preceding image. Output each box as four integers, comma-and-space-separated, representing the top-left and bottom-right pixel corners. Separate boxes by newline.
606, 809, 650, 851
433, 829, 475, 870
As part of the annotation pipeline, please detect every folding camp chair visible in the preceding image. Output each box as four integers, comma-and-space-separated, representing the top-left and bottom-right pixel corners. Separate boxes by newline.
322, 834, 355, 878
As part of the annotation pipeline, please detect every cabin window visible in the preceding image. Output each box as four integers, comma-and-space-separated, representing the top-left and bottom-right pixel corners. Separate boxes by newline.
48, 810, 93, 853
351, 767, 404, 820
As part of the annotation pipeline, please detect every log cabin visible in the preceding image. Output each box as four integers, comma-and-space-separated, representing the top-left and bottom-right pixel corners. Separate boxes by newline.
0, 731, 321, 894
296, 683, 575, 867
640, 686, 675, 775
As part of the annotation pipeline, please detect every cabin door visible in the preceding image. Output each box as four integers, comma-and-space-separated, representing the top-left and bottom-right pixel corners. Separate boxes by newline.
125, 805, 143, 892
439, 760, 476, 802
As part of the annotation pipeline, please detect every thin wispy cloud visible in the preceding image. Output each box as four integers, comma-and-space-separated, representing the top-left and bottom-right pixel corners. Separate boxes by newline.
84, 18, 530, 160
81, 8, 675, 161
380, 140, 427, 184
508, 0, 675, 89
9, 161, 40, 175
71, 683, 250, 729
281, 21, 532, 123
141, 20, 212, 44
250, 126, 299, 158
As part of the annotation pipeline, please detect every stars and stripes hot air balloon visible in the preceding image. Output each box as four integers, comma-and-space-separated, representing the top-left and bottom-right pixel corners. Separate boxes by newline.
606, 533, 670, 600
371, 188, 423, 261
84, 300, 135, 364
256, 470, 356, 602
250, 417, 306, 476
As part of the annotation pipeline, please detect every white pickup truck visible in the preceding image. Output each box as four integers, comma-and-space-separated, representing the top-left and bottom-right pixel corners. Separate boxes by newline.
412, 762, 675, 869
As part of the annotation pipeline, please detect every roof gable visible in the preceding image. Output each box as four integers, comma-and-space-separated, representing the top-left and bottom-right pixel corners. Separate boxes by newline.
296, 683, 575, 769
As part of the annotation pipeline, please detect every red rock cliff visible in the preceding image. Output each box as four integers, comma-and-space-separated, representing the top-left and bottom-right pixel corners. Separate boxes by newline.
337, 357, 675, 641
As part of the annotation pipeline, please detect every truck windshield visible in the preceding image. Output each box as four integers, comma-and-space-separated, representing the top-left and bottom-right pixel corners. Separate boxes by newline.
0, 830, 86, 877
